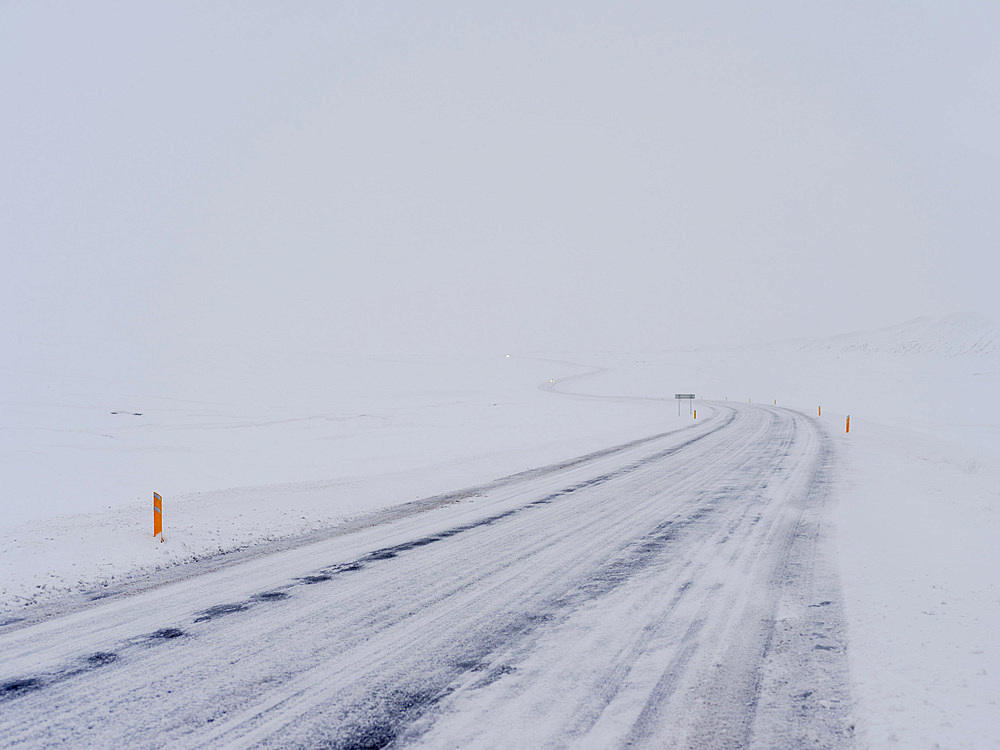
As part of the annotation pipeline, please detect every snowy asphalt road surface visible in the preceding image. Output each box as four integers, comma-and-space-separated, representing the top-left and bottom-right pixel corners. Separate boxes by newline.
0, 405, 852, 748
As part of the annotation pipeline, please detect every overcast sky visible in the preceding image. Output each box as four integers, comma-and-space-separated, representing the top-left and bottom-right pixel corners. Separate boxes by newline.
3, 2, 999, 381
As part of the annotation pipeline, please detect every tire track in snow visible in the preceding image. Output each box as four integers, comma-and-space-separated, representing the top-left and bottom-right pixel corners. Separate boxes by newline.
0, 405, 853, 749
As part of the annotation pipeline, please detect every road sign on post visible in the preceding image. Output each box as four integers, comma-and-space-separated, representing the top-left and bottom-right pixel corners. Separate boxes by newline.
675, 394, 695, 416
153, 492, 162, 540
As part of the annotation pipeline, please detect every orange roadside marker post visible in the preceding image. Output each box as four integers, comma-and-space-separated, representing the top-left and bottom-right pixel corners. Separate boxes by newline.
694, 410, 697, 419
153, 492, 163, 541
846, 415, 851, 434
818, 406, 822, 416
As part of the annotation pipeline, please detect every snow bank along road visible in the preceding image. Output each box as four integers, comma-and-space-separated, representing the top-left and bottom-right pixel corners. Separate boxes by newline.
0, 404, 853, 748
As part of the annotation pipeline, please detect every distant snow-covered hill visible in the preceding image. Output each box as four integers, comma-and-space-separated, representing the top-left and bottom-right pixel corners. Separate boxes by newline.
773, 313, 999, 358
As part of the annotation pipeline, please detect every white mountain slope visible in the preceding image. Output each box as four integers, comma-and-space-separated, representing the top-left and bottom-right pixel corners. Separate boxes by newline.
771, 312, 1000, 358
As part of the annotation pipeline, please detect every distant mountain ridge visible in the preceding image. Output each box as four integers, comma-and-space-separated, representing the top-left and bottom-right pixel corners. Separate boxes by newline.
771, 313, 999, 358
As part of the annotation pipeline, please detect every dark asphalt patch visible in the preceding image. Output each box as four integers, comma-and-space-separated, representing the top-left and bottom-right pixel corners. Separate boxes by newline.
0, 653, 122, 704
254, 591, 290, 601
298, 574, 334, 584
0, 677, 42, 697
194, 602, 249, 622
319, 687, 452, 750
451, 660, 486, 672
85, 651, 119, 667
148, 627, 186, 640
385, 536, 442, 553
358, 510, 522, 564
469, 664, 516, 690
299, 561, 366, 584
333, 562, 364, 573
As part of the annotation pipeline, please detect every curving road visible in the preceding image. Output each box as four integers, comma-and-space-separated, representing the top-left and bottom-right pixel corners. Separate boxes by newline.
0, 404, 852, 748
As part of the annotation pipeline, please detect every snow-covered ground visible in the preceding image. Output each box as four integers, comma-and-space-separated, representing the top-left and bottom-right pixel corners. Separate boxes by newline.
1, 352, 677, 612
572, 313, 1000, 748
2, 313, 999, 747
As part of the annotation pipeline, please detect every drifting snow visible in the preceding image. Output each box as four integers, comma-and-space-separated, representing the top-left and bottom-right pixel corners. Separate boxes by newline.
1, 314, 998, 747
1, 354, 678, 614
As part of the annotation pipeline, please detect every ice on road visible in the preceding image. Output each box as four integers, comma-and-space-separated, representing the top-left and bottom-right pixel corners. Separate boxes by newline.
0, 404, 851, 748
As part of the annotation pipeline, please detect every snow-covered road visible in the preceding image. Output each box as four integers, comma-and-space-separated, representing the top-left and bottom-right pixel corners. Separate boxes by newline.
0, 404, 852, 748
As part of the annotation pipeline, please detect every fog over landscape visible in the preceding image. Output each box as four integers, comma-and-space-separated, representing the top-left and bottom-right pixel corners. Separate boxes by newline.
4, 2, 998, 378
3, 4, 1000, 749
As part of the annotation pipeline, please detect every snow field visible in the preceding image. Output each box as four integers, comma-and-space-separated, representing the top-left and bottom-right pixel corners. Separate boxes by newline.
837, 421, 1000, 748
1, 354, 683, 616
2, 315, 999, 747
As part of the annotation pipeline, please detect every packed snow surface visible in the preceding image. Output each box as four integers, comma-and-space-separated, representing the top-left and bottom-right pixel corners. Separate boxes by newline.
1, 314, 998, 747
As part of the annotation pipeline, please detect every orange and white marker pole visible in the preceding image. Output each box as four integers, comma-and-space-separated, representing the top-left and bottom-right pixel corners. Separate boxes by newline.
846, 415, 851, 434
153, 492, 163, 540
818, 405, 822, 416
693, 410, 697, 419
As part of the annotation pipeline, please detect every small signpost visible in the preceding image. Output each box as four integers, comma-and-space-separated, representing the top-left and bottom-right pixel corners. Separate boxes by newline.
675, 393, 695, 416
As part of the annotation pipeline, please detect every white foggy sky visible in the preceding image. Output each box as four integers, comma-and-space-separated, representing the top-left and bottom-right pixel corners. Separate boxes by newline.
3, 2, 998, 379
